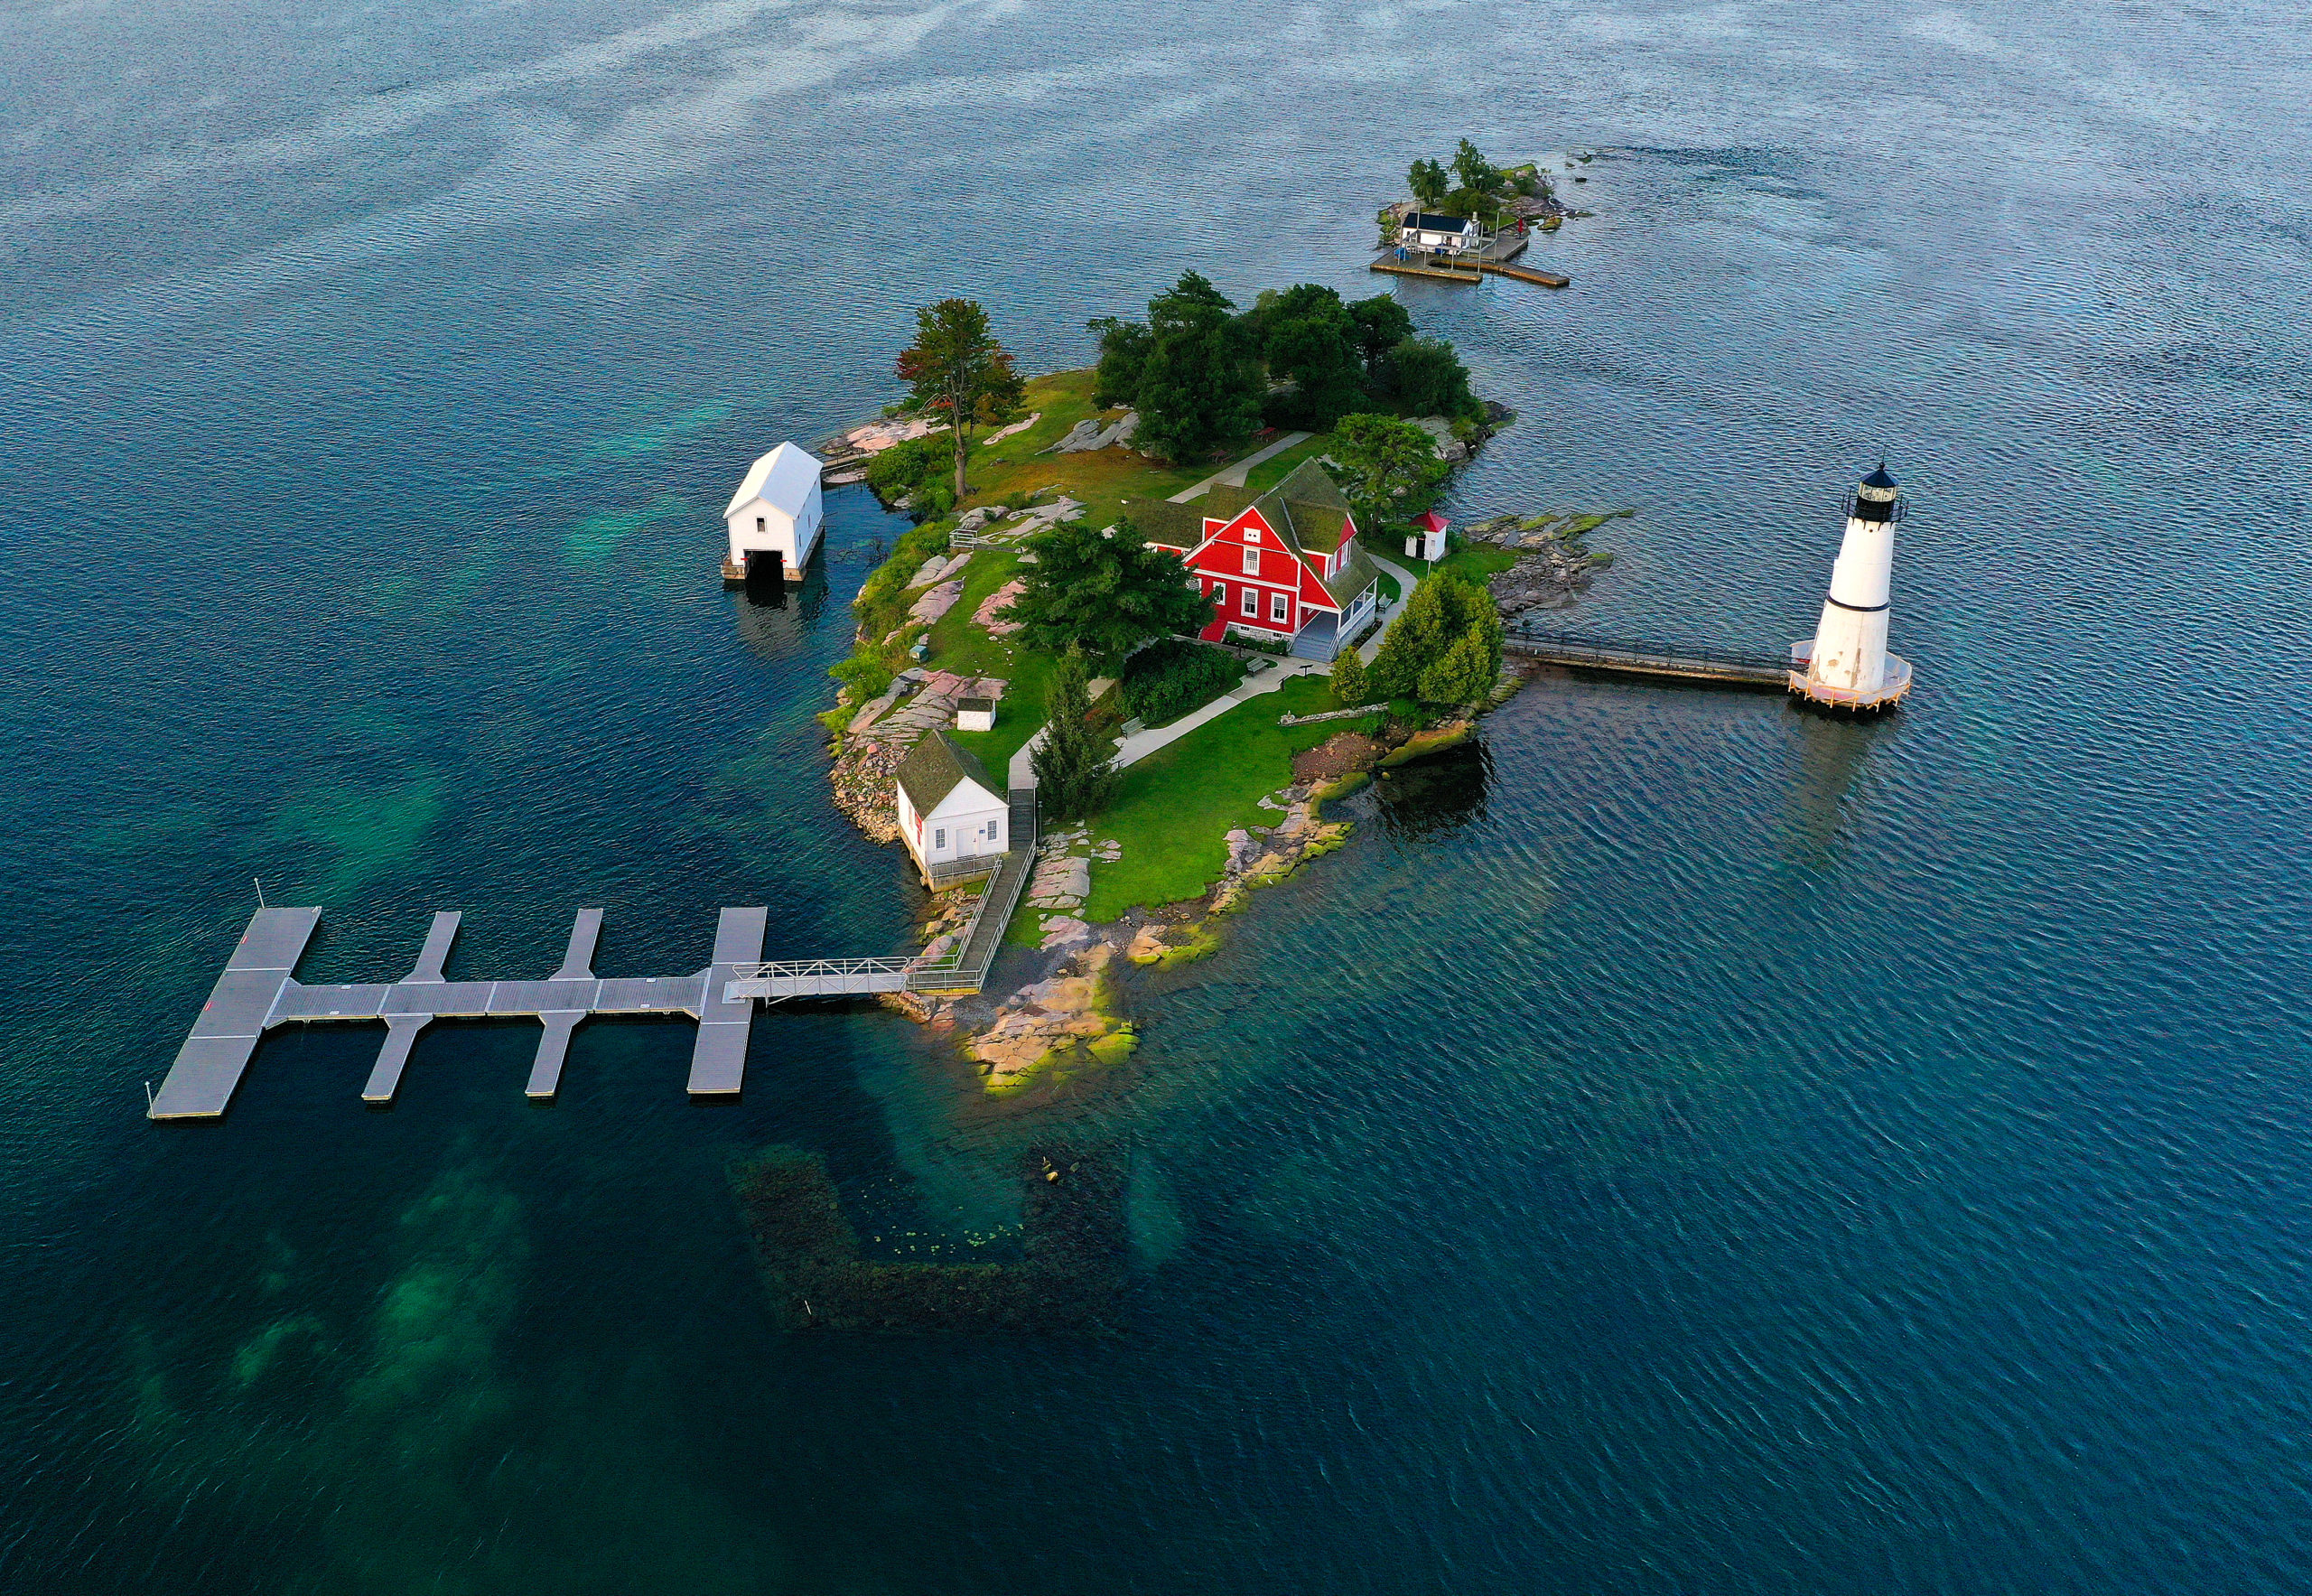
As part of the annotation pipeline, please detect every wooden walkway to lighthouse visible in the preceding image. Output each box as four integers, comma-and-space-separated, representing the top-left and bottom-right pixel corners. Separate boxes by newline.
1503, 626, 1795, 688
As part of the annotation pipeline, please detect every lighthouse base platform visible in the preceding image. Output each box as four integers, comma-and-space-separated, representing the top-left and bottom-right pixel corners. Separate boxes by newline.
1785, 643, 1913, 711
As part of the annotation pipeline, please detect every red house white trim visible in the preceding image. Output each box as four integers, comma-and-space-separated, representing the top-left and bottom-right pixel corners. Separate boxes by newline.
1137, 458, 1381, 662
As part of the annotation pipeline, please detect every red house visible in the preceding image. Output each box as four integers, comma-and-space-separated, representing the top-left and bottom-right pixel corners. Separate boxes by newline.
1134, 458, 1382, 661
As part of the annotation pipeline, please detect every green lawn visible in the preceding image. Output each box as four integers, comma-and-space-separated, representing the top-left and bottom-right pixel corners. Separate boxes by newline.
1077, 676, 1379, 922
1240, 431, 1335, 494
1432, 539, 1520, 583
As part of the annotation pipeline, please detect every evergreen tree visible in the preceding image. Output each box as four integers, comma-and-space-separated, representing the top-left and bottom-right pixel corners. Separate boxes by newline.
1031, 649, 1116, 823
1408, 158, 1450, 209
1418, 625, 1498, 707
1002, 518, 1212, 668
1369, 574, 1501, 703
1133, 271, 1263, 462
1086, 315, 1152, 409
1329, 647, 1374, 709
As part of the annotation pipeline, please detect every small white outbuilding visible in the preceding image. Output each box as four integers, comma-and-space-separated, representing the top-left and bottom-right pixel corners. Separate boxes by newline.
895, 731, 1009, 883
723, 442, 824, 581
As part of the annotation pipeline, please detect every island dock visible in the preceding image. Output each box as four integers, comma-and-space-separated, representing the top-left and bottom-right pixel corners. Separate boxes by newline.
1371, 229, 1569, 289
151, 790, 1039, 1120
1503, 626, 1794, 689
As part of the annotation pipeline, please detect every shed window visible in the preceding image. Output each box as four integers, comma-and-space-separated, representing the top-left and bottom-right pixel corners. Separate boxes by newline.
1271, 592, 1289, 623
755, 517, 765, 532
1241, 588, 1258, 617
987, 819, 1000, 841
934, 828, 946, 850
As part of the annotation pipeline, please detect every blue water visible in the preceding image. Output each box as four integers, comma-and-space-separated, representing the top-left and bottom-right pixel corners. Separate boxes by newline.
6, 3, 2312, 1591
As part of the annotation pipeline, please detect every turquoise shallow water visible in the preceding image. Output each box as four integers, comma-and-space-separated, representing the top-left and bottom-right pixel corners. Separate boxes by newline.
5, 2, 2312, 1591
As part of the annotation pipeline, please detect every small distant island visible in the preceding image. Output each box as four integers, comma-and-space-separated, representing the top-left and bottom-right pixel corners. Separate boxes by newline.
1377, 137, 1599, 243
806, 267, 1633, 1098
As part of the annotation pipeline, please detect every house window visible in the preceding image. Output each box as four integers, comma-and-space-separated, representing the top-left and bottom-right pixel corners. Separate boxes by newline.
1241, 588, 1258, 617
987, 819, 1001, 841
1271, 592, 1289, 623
755, 517, 765, 532
1210, 582, 1226, 607
934, 827, 946, 851
1243, 547, 1260, 575
1245, 525, 1260, 544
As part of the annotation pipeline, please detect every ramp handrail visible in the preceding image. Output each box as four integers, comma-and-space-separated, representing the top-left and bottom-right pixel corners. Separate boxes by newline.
1504, 627, 1793, 674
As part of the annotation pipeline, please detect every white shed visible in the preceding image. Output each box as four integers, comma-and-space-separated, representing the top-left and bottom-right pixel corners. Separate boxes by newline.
895, 731, 1009, 882
723, 442, 824, 581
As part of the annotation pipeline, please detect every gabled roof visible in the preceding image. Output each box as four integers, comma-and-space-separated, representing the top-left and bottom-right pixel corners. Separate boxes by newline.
897, 731, 999, 815
1128, 498, 1207, 551
1251, 457, 1357, 556
1406, 211, 1478, 232
724, 441, 821, 518
1319, 542, 1380, 609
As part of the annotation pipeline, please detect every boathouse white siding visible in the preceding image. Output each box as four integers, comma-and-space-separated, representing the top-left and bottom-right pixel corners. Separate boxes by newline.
723, 442, 824, 579
895, 732, 1008, 881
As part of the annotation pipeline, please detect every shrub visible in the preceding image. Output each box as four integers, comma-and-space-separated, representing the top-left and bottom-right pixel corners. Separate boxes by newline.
1119, 639, 1243, 727
864, 434, 945, 506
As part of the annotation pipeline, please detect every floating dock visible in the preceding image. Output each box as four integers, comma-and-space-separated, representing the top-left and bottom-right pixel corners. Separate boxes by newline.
1371, 229, 1568, 289
149, 905, 768, 1120
151, 787, 1042, 1122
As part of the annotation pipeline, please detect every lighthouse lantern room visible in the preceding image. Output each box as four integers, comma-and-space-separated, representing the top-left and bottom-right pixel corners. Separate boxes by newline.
1789, 463, 1915, 711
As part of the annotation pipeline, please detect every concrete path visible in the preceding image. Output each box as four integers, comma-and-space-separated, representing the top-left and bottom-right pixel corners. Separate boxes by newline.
1357, 549, 1422, 665
1168, 432, 1314, 503
1110, 658, 1322, 770
1005, 678, 1109, 789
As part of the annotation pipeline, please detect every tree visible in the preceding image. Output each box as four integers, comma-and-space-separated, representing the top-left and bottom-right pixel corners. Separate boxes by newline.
1441, 185, 1504, 228
1370, 574, 1500, 704
1002, 517, 1214, 668
1031, 649, 1117, 823
1347, 295, 1414, 379
1329, 413, 1447, 519
1329, 647, 1374, 709
1087, 314, 1152, 409
1450, 138, 1498, 195
1418, 625, 1498, 707
1255, 287, 1366, 430
1133, 271, 1263, 462
1384, 336, 1481, 420
1408, 158, 1450, 209
895, 299, 1026, 500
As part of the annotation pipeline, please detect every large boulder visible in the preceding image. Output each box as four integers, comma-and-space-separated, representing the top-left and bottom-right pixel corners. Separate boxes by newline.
1412, 416, 1469, 462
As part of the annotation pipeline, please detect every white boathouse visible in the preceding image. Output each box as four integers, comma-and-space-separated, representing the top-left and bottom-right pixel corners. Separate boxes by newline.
895, 731, 1010, 884
723, 442, 824, 582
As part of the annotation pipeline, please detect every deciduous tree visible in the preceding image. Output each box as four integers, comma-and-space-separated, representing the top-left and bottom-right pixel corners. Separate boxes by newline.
1347, 295, 1414, 378
1384, 336, 1482, 420
1329, 413, 1447, 519
896, 298, 1026, 500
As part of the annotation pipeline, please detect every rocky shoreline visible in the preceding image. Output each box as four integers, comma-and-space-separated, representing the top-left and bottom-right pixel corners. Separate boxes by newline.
1461, 508, 1634, 618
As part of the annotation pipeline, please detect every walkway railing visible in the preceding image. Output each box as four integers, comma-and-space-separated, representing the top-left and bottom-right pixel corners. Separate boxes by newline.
925, 852, 1004, 887
1504, 626, 1793, 686
910, 788, 1039, 992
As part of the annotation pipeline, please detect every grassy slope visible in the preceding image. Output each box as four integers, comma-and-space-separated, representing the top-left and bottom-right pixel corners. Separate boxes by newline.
1078, 676, 1377, 922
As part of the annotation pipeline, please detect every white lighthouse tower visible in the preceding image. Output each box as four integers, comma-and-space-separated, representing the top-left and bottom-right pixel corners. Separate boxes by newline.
1790, 462, 1915, 711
